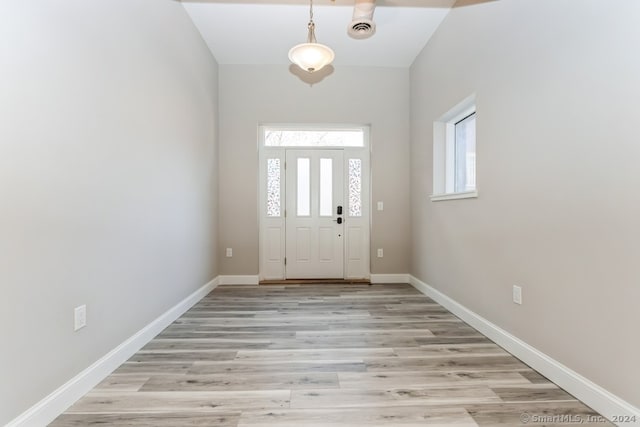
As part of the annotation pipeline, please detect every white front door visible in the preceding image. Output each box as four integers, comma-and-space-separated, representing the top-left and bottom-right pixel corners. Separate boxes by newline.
285, 150, 344, 279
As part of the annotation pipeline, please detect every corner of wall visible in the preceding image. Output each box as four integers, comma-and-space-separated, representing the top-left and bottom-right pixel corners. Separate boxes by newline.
6, 278, 220, 427
408, 275, 640, 426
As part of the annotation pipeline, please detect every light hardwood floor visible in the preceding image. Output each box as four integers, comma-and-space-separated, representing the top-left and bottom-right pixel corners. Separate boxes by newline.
51, 284, 612, 426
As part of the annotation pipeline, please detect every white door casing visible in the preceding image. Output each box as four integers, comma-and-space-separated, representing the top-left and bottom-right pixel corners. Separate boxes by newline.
258, 126, 370, 280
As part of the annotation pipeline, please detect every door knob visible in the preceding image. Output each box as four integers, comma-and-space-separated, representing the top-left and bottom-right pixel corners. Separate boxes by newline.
333, 217, 343, 224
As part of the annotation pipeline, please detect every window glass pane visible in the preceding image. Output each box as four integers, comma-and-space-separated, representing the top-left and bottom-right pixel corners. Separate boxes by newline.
454, 113, 476, 192
297, 158, 310, 216
349, 159, 362, 217
265, 130, 364, 147
266, 158, 281, 217
319, 158, 332, 217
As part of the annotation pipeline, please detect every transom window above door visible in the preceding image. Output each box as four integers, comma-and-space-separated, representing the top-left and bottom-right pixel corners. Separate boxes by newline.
261, 125, 367, 148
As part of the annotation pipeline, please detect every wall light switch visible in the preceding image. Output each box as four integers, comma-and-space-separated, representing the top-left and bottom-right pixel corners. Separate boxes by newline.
513, 285, 522, 305
74, 305, 87, 331
377, 248, 384, 258
226, 248, 233, 257
377, 201, 384, 211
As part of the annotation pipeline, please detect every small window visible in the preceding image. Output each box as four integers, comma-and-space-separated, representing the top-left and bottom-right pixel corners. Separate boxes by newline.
432, 95, 478, 201
319, 158, 333, 217
348, 159, 362, 217
263, 128, 365, 147
266, 158, 281, 217
296, 158, 311, 216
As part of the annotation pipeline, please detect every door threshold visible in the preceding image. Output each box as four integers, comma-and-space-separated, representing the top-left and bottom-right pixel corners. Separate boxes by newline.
259, 279, 371, 285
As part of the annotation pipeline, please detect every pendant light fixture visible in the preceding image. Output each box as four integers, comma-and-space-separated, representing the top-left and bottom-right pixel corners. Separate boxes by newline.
288, 0, 335, 73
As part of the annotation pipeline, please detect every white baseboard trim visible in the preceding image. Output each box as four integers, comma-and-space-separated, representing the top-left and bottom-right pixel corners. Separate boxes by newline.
370, 274, 410, 284
409, 275, 640, 426
219, 275, 259, 285
7, 277, 220, 427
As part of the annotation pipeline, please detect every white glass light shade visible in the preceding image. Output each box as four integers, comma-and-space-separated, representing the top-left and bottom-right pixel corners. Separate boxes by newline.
288, 42, 335, 73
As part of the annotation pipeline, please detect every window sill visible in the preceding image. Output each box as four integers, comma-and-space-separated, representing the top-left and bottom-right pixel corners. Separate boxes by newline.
430, 190, 478, 202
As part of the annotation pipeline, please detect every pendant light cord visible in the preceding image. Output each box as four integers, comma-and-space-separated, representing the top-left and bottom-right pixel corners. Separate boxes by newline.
307, 0, 317, 43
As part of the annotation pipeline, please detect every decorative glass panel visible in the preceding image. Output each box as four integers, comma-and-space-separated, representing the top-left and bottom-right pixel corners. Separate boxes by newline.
266, 158, 281, 217
297, 158, 310, 216
319, 158, 333, 216
265, 129, 364, 147
349, 159, 362, 217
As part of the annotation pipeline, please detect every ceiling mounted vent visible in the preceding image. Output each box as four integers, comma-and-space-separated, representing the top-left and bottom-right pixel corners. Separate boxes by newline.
348, 0, 376, 40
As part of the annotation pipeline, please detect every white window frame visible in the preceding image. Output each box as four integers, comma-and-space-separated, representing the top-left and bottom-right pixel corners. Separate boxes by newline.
431, 94, 478, 202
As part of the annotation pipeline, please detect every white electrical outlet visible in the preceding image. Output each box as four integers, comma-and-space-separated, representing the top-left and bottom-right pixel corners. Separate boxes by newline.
226, 248, 233, 257
377, 248, 384, 258
513, 285, 522, 305
377, 201, 384, 211
74, 305, 87, 331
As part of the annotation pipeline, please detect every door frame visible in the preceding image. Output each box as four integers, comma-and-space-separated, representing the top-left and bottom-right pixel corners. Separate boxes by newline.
258, 124, 371, 281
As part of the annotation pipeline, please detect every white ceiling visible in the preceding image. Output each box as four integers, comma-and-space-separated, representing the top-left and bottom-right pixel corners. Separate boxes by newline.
181, 0, 456, 68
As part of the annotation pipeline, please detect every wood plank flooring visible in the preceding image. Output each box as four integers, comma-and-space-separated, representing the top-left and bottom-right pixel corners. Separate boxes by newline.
51, 284, 612, 426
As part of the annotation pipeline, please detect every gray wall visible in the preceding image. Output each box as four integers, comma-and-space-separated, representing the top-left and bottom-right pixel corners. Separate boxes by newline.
410, 0, 640, 407
0, 1, 219, 424
218, 65, 411, 276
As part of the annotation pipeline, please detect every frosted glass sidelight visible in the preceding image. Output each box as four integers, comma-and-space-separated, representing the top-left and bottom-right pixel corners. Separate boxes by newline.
297, 158, 311, 216
349, 159, 362, 217
267, 158, 281, 217
319, 158, 333, 216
